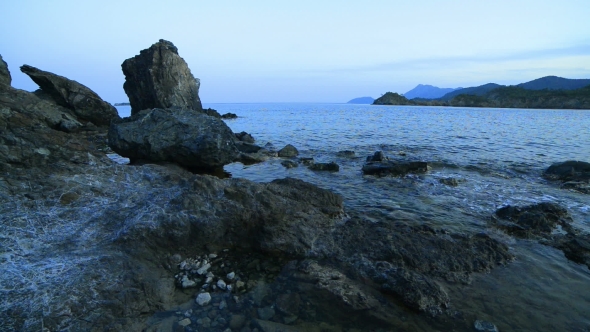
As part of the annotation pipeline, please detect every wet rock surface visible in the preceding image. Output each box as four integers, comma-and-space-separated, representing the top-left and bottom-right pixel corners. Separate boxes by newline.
363, 160, 429, 176
543, 160, 590, 194
122, 39, 203, 115
309, 162, 339, 172
221, 112, 238, 119
491, 202, 574, 238
108, 107, 239, 169
20, 64, 119, 126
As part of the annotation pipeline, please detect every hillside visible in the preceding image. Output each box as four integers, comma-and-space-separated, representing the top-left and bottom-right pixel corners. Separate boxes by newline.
517, 76, 590, 91
439, 83, 503, 100
373, 92, 415, 105
347, 96, 375, 104
404, 84, 460, 99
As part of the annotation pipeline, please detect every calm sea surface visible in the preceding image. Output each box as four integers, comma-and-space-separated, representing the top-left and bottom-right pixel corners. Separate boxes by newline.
117, 103, 590, 331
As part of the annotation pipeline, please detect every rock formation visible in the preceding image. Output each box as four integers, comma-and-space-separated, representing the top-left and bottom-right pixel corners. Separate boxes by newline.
121, 39, 202, 115
19, 65, 119, 126
278, 144, 299, 157
108, 108, 239, 169
0, 54, 11, 87
543, 160, 590, 194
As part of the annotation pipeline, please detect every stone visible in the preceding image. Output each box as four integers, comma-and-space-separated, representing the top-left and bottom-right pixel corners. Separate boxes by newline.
278, 144, 299, 157
20, 65, 119, 126
439, 177, 460, 187
366, 151, 387, 162
550, 233, 590, 269
235, 131, 255, 143
0, 54, 11, 87
299, 157, 314, 165
196, 292, 212, 306
309, 162, 339, 172
492, 202, 574, 238
178, 318, 191, 327
281, 160, 298, 168
254, 319, 300, 332
229, 314, 246, 330
227, 272, 235, 280
203, 108, 221, 118
474, 320, 499, 332
544, 160, 590, 182
362, 161, 429, 176
217, 279, 227, 290
236, 142, 263, 153
336, 150, 355, 157
221, 112, 238, 119
219, 300, 227, 310
181, 275, 197, 288
257, 306, 275, 320
122, 39, 202, 115
197, 263, 212, 275
108, 108, 239, 169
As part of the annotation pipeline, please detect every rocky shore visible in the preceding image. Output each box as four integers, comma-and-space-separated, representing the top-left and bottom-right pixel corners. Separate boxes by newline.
2, 41, 589, 332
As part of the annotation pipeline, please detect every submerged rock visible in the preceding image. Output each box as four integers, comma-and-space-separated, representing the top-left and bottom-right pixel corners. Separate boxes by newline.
366, 151, 387, 162
309, 162, 339, 172
281, 160, 298, 168
551, 233, 590, 269
336, 150, 355, 157
122, 39, 202, 115
278, 144, 299, 157
108, 107, 239, 169
20, 65, 119, 126
362, 161, 429, 176
544, 160, 590, 194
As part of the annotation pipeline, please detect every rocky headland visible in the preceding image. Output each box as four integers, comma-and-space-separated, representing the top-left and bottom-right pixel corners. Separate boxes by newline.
2, 43, 589, 332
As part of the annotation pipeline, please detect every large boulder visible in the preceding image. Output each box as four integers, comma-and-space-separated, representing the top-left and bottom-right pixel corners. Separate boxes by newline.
122, 39, 202, 115
543, 160, 590, 194
0, 54, 11, 87
108, 107, 239, 169
19, 65, 119, 126
491, 202, 574, 238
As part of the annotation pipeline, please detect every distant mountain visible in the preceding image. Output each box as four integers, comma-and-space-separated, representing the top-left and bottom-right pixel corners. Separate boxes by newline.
347, 96, 375, 104
373, 92, 415, 105
439, 83, 503, 101
404, 84, 460, 100
517, 76, 590, 91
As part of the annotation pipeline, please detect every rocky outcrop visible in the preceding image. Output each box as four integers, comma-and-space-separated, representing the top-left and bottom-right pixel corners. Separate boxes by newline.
235, 131, 255, 143
0, 54, 11, 87
203, 108, 221, 118
221, 112, 238, 119
19, 65, 119, 126
543, 160, 590, 194
121, 39, 202, 115
108, 107, 239, 169
491, 202, 574, 238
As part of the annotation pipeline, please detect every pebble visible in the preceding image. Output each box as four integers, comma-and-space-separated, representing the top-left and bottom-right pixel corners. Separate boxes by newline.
181, 275, 197, 288
196, 292, 212, 306
219, 300, 227, 310
197, 263, 211, 275
474, 320, 499, 332
217, 279, 227, 290
209, 253, 218, 259
227, 272, 236, 280
236, 281, 245, 289
178, 318, 191, 327
227, 284, 233, 291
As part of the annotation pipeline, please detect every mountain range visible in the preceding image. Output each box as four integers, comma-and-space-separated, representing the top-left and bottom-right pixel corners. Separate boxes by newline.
373, 76, 590, 109
403, 84, 461, 99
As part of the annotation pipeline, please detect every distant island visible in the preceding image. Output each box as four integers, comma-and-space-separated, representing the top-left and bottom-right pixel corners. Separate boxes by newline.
403, 84, 461, 99
347, 96, 374, 104
374, 76, 590, 109
114, 102, 130, 106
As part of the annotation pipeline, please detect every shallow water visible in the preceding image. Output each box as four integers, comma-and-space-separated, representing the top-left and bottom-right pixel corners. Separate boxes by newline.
118, 103, 590, 331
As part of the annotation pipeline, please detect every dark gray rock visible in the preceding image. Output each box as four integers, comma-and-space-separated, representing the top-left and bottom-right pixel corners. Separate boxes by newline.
20, 65, 119, 126
275, 293, 300, 316
492, 202, 574, 238
108, 108, 239, 169
278, 144, 299, 157
221, 112, 238, 119
336, 150, 355, 157
236, 149, 277, 164
235, 142, 262, 154
550, 233, 590, 269
309, 162, 339, 172
0, 54, 11, 87
281, 160, 298, 168
122, 39, 202, 115
299, 157, 314, 165
235, 131, 255, 143
203, 108, 221, 118
544, 160, 590, 182
439, 177, 460, 187
366, 151, 387, 162
362, 161, 429, 176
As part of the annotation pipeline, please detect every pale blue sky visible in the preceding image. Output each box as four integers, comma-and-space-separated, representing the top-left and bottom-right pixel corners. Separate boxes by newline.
1, 0, 589, 103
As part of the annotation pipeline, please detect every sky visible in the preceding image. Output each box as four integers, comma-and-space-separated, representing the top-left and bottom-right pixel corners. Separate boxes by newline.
1, 0, 589, 103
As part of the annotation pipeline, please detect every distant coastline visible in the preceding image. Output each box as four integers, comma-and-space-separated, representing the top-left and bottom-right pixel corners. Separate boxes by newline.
114, 102, 130, 106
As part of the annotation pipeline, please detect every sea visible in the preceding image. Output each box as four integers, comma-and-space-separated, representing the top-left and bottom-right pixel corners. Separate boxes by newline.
116, 103, 590, 331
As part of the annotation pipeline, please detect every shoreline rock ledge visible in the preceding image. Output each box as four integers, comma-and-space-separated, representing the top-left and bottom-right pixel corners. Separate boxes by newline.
122, 39, 203, 115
